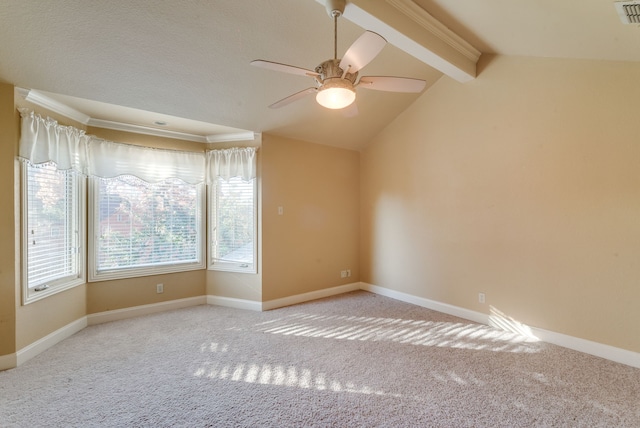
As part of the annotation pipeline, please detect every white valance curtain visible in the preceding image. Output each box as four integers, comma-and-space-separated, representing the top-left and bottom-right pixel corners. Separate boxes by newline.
19, 109, 91, 174
88, 139, 205, 184
206, 147, 257, 182
18, 110, 256, 184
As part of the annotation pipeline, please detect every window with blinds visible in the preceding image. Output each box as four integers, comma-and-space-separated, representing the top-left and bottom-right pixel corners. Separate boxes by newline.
22, 162, 84, 303
210, 176, 256, 272
91, 175, 205, 280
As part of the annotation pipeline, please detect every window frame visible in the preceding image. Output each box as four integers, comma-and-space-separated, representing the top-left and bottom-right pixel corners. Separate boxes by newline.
20, 161, 86, 305
88, 176, 206, 282
208, 176, 258, 274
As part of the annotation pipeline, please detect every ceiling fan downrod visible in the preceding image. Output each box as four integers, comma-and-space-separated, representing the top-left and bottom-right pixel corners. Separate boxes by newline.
326, 0, 345, 60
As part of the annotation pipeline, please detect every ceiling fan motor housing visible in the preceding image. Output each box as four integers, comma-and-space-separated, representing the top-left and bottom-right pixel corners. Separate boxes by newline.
315, 59, 357, 84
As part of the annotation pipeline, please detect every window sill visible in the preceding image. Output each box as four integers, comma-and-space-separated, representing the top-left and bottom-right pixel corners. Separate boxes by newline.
208, 263, 257, 274
23, 277, 85, 305
89, 261, 206, 282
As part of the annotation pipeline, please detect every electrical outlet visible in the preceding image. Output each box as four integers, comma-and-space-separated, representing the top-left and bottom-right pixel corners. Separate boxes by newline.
346, 269, 351, 277
478, 292, 485, 304
340, 270, 347, 278
156, 283, 164, 294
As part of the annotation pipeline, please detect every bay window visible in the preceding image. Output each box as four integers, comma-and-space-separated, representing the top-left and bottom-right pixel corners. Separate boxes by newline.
18, 109, 258, 302
21, 161, 85, 303
207, 147, 258, 273
210, 176, 257, 272
89, 175, 205, 281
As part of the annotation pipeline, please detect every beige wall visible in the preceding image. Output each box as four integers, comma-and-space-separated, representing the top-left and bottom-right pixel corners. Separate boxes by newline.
206, 270, 261, 302
0, 83, 17, 356
87, 271, 205, 314
261, 134, 360, 301
361, 54, 640, 353
16, 286, 87, 349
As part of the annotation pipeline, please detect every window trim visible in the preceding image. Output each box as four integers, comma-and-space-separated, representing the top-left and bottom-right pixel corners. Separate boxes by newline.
208, 176, 258, 274
21, 161, 86, 305
88, 177, 206, 282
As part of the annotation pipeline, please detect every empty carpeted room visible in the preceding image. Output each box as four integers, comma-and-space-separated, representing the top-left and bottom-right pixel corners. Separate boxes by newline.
1, 1, 639, 426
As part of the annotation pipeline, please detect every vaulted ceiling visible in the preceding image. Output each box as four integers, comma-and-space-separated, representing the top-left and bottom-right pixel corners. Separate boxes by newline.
1, 0, 639, 150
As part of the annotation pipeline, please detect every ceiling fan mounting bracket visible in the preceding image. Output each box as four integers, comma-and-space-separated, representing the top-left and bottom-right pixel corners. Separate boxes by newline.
325, 0, 346, 18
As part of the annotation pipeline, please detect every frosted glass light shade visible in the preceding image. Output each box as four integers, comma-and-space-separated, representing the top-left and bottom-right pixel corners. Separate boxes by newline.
316, 78, 356, 109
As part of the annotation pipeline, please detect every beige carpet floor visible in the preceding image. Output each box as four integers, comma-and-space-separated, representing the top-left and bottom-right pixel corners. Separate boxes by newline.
1, 291, 639, 427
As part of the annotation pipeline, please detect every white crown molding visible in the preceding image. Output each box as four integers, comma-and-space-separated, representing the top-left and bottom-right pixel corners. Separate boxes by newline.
386, 0, 481, 62
87, 118, 208, 143
88, 120, 255, 144
18, 88, 91, 124
17, 87, 255, 144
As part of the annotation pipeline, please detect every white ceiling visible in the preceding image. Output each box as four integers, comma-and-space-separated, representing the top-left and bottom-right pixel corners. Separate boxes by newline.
1, 0, 638, 150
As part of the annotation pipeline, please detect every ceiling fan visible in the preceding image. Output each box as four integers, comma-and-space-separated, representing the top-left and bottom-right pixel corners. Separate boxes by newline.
251, 0, 427, 111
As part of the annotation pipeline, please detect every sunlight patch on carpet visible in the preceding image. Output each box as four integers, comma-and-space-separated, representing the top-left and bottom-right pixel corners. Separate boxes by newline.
193, 358, 401, 397
253, 313, 540, 353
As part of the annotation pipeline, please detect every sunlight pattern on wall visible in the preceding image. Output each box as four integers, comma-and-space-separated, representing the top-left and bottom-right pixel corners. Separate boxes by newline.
488, 306, 538, 339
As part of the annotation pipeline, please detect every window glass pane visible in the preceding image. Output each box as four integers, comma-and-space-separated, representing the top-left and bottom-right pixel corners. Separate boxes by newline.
25, 162, 79, 288
96, 176, 200, 272
211, 177, 255, 270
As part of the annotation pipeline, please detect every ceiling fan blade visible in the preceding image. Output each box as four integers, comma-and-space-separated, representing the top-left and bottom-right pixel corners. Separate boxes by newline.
339, 31, 387, 74
358, 76, 427, 93
251, 60, 319, 77
268, 87, 317, 109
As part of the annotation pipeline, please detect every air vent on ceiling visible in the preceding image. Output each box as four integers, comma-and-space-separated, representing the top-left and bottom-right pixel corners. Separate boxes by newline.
615, 1, 640, 24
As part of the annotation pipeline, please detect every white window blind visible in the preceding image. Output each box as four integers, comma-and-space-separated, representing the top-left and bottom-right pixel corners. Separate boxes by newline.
93, 175, 204, 279
210, 176, 256, 272
24, 162, 82, 293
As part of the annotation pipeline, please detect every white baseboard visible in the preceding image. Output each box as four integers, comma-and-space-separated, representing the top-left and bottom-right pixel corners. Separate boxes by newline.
6, 285, 638, 371
361, 283, 489, 325
207, 295, 262, 311
360, 282, 640, 369
262, 282, 361, 311
0, 352, 17, 371
87, 296, 206, 326
530, 326, 640, 369
16, 317, 87, 367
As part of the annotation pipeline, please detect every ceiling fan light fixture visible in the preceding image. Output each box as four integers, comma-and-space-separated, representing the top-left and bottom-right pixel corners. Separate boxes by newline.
316, 78, 356, 109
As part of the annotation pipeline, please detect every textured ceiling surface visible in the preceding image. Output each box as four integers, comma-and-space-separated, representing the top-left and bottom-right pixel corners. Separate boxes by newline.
415, 0, 640, 62
1, 0, 638, 150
